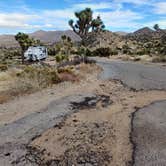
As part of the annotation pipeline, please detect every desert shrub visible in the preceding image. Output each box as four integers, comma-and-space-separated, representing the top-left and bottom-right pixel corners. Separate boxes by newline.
55, 54, 69, 63
0, 64, 8, 71
93, 47, 111, 57
77, 46, 86, 56
85, 48, 93, 57
122, 44, 131, 54
136, 50, 146, 55
133, 57, 141, 61
122, 49, 128, 54
17, 65, 60, 88
77, 48, 94, 57
48, 47, 57, 56
136, 48, 151, 56
58, 72, 79, 82
57, 66, 78, 82
110, 49, 118, 55
57, 66, 74, 74
152, 55, 166, 62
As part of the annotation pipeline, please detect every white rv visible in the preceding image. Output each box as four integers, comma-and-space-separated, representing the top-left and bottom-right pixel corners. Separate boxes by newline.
24, 46, 48, 61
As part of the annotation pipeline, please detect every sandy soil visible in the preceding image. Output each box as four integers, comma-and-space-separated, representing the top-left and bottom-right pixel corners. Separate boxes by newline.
30, 80, 166, 166
0, 64, 100, 125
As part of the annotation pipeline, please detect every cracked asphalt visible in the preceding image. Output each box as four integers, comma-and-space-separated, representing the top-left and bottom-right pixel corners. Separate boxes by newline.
96, 58, 166, 165
96, 58, 166, 90
132, 101, 166, 166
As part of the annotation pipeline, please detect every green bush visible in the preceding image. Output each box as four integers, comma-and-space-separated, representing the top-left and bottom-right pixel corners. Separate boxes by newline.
55, 54, 68, 63
93, 47, 111, 57
85, 48, 93, 57
122, 49, 128, 54
110, 49, 118, 55
48, 47, 57, 56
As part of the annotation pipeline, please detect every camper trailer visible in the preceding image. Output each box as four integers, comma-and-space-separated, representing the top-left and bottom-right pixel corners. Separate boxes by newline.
24, 46, 48, 61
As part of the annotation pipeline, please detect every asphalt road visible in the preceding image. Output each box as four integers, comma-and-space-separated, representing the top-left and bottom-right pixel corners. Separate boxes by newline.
132, 101, 166, 166
95, 58, 166, 165
96, 58, 166, 90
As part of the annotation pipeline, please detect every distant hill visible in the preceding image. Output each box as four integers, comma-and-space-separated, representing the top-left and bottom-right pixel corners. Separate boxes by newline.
114, 31, 128, 36
0, 35, 18, 48
29, 30, 81, 44
127, 27, 166, 41
133, 27, 154, 36
0, 30, 81, 48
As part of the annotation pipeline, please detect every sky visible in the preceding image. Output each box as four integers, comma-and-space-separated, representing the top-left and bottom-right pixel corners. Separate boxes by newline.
0, 0, 165, 34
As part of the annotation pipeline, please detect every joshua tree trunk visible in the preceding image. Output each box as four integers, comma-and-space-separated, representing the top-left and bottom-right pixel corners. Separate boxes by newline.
21, 50, 25, 64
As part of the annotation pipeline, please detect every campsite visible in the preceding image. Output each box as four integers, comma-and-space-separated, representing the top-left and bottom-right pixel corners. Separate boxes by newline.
0, 1, 166, 166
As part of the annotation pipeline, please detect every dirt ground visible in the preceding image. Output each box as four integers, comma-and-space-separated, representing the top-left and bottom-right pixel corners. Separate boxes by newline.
29, 80, 166, 166
1, 63, 166, 165
0, 64, 100, 125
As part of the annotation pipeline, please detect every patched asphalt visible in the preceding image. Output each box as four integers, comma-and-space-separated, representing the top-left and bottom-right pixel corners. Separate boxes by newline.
96, 59, 166, 91
0, 93, 100, 166
132, 101, 166, 166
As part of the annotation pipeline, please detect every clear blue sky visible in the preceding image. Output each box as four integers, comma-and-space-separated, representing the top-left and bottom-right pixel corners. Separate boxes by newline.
0, 0, 165, 34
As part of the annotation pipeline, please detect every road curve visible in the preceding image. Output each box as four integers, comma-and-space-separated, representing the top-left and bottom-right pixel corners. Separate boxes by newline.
95, 58, 166, 90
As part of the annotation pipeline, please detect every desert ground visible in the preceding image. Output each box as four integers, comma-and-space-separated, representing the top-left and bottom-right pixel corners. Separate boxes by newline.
0, 58, 166, 166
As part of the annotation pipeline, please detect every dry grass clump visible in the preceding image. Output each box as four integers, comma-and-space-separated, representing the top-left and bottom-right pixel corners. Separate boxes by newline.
57, 66, 79, 82
0, 64, 8, 71
0, 63, 98, 104
78, 63, 101, 80
152, 55, 166, 62
58, 72, 79, 82
17, 65, 60, 88
0, 65, 60, 103
0, 65, 80, 104
0, 72, 11, 82
57, 66, 74, 74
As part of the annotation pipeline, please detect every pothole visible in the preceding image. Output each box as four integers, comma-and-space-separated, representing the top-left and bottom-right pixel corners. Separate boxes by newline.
70, 95, 112, 110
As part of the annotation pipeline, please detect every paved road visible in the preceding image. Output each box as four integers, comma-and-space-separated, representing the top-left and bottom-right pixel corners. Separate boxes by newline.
95, 58, 166, 165
96, 58, 166, 90
132, 101, 166, 166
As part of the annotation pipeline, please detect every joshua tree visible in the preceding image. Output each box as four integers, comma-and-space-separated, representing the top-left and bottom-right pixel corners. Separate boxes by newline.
61, 35, 73, 56
91, 16, 105, 32
153, 24, 159, 31
55, 35, 73, 57
15, 32, 41, 63
69, 8, 105, 39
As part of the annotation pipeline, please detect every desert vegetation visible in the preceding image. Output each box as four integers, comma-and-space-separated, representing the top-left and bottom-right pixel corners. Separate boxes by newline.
0, 7, 166, 104
69, 8, 105, 39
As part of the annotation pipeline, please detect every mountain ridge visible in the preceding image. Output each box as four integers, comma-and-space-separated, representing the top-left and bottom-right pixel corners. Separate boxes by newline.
0, 30, 81, 48
0, 27, 165, 48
